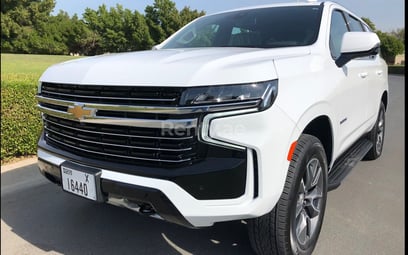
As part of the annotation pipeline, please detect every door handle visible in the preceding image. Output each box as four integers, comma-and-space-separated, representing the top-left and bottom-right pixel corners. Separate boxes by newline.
376, 70, 383, 76
359, 72, 368, 78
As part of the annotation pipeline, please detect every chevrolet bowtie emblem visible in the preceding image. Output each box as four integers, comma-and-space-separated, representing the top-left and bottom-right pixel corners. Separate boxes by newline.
67, 104, 94, 120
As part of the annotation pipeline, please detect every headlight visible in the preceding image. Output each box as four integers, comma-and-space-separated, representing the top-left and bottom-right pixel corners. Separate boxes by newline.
179, 80, 278, 111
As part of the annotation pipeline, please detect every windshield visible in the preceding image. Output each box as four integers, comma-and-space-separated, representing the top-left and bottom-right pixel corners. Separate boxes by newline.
161, 6, 323, 49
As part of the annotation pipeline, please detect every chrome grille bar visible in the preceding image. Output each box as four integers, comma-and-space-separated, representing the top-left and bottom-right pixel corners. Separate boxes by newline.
38, 104, 198, 129
44, 117, 194, 140
37, 95, 260, 115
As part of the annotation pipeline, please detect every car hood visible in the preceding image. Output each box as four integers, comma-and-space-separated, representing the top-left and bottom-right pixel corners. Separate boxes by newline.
40, 47, 310, 86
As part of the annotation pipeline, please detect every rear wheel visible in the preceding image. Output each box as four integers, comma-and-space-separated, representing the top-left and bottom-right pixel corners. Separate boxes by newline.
248, 134, 328, 255
364, 102, 385, 160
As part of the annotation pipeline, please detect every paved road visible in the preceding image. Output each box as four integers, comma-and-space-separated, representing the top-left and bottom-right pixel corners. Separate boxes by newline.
1, 75, 404, 255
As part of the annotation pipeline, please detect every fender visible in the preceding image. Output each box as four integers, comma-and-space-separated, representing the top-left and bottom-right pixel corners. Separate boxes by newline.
284, 102, 338, 169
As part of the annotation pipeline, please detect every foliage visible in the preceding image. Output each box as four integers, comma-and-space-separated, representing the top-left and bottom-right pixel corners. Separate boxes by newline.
179, 7, 205, 27
388, 65, 405, 75
83, 4, 153, 54
1, 78, 42, 161
144, 0, 205, 44
1, 0, 205, 55
390, 28, 404, 44
361, 17, 404, 64
144, 0, 178, 44
1, 0, 56, 53
1, 1, 404, 57
377, 31, 405, 64
361, 17, 376, 31
1, 54, 80, 162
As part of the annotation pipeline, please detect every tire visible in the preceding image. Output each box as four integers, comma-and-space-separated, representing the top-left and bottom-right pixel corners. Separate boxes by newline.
364, 102, 386, 160
248, 134, 328, 255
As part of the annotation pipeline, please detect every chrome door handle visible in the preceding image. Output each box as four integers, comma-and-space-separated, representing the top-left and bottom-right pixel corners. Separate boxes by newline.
376, 70, 383, 76
359, 72, 368, 78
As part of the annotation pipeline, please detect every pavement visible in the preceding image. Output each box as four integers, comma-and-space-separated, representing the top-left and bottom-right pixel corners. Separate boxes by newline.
1, 75, 404, 255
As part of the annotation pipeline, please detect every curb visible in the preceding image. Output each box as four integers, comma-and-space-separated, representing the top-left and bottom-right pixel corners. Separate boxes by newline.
1, 157, 38, 173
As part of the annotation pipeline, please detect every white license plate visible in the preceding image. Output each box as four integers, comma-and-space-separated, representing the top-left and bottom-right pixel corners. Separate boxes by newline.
61, 166, 97, 201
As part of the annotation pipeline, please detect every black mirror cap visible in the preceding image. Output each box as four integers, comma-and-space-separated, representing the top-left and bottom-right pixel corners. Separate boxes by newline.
335, 44, 380, 67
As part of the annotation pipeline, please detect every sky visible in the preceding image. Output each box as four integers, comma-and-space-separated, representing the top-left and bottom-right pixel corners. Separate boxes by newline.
53, 0, 405, 32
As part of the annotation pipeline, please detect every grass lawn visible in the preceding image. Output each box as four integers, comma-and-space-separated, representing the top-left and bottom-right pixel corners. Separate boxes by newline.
1, 54, 82, 163
1, 53, 81, 78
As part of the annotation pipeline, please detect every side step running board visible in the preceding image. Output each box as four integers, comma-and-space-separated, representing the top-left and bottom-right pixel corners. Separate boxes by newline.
328, 138, 373, 191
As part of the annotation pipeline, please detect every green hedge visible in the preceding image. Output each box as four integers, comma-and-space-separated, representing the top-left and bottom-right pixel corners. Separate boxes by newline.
388, 65, 405, 75
1, 75, 42, 162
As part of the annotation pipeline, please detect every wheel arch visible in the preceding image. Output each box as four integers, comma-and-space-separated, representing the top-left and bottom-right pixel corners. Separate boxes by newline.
302, 115, 334, 166
292, 102, 336, 168
381, 90, 388, 111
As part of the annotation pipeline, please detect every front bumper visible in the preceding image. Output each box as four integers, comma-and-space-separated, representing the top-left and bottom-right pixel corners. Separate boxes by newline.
37, 105, 298, 227
37, 147, 256, 227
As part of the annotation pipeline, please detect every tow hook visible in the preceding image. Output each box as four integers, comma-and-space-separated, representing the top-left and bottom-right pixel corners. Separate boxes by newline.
139, 203, 155, 215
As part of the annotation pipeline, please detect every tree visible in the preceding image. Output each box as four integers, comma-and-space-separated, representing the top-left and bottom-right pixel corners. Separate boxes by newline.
1, 0, 56, 53
1, 0, 206, 55
361, 17, 404, 64
34, 11, 97, 55
145, 0, 180, 44
130, 11, 154, 50
391, 28, 404, 44
361, 17, 376, 31
1, 12, 20, 52
145, 0, 205, 44
377, 31, 404, 64
179, 6, 205, 27
63, 14, 95, 55
83, 4, 153, 54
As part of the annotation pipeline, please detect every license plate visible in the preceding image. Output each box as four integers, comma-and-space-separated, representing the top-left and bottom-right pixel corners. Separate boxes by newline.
61, 165, 97, 201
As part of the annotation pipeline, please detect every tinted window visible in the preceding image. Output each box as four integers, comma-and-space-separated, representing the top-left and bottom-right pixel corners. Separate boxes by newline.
162, 6, 323, 49
329, 10, 349, 59
347, 14, 364, 31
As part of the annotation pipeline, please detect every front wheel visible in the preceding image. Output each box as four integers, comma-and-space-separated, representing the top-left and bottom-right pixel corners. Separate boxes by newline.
248, 134, 328, 255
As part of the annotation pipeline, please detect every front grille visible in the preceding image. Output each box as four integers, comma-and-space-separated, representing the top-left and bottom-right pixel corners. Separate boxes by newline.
41, 83, 184, 106
43, 115, 199, 167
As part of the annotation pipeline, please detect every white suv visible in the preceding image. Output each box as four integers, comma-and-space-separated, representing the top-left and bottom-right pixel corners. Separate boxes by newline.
36, 1, 388, 254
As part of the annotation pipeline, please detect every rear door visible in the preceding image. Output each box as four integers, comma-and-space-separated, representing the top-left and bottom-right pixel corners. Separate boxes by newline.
328, 9, 370, 154
345, 13, 385, 121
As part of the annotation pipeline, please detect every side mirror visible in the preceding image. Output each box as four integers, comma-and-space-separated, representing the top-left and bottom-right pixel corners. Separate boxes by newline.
152, 45, 160, 50
335, 32, 380, 67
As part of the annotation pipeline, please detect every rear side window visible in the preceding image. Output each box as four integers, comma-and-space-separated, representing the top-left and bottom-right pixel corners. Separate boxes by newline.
329, 10, 349, 59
